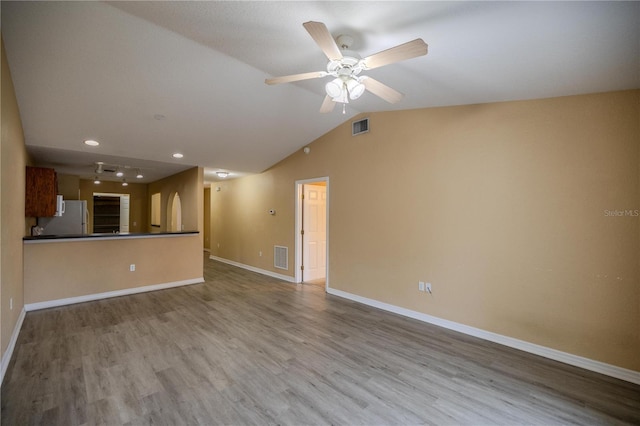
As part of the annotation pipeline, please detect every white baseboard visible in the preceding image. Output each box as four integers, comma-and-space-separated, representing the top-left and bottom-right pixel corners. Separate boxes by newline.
327, 287, 640, 386
1, 307, 26, 385
209, 255, 295, 283
24, 277, 205, 312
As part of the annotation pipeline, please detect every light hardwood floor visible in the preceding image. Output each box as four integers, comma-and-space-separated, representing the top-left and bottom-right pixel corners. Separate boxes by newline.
2, 255, 639, 425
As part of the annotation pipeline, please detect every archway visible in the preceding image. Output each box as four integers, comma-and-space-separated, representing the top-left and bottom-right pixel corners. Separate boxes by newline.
167, 192, 182, 232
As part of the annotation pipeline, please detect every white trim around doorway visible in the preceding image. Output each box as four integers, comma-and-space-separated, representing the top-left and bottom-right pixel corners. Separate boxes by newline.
294, 177, 329, 290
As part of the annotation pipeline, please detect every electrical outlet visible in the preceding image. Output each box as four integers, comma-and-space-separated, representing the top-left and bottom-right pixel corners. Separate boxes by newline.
130, 264, 136, 272
426, 282, 432, 294
418, 281, 425, 292
10, 297, 13, 310
259, 251, 262, 257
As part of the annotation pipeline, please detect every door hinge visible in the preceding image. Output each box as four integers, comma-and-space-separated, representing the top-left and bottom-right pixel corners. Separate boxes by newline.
301, 229, 304, 235
301, 265, 304, 271
301, 193, 305, 199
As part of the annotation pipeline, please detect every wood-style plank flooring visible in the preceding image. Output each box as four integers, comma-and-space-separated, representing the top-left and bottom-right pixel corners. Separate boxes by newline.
2, 255, 639, 425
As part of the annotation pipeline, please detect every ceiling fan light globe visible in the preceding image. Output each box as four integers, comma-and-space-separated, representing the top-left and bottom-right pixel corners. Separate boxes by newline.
332, 90, 349, 104
346, 79, 365, 100
325, 78, 344, 98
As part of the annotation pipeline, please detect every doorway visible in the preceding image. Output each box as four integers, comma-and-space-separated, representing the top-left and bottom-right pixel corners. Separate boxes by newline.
93, 192, 130, 234
295, 177, 329, 288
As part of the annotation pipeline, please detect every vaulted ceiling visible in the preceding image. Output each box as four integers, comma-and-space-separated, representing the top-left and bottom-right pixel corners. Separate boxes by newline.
2, 1, 638, 183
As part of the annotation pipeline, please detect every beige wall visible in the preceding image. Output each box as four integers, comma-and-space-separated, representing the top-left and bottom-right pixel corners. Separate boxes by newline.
210, 171, 295, 270
24, 235, 202, 304
1, 37, 29, 356
204, 187, 211, 250
148, 166, 204, 277
57, 174, 80, 200
79, 179, 149, 233
148, 167, 203, 238
210, 90, 640, 372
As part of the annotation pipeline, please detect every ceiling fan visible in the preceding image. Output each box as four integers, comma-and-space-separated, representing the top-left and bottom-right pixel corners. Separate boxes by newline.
265, 21, 428, 113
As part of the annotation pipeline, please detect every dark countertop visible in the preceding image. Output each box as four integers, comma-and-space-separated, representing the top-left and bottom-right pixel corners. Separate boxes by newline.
24, 231, 198, 241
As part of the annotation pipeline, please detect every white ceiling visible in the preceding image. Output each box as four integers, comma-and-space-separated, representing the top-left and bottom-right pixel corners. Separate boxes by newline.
2, 1, 639, 183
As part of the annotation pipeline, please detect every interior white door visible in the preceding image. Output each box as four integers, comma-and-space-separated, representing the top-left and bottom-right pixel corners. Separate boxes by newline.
302, 184, 327, 281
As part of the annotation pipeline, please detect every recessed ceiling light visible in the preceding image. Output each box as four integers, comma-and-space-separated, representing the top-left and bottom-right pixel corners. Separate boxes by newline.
172, 153, 184, 159
84, 139, 99, 146
216, 171, 229, 178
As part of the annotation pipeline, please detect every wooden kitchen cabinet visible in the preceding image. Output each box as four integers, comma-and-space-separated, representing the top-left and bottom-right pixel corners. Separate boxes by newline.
25, 166, 58, 217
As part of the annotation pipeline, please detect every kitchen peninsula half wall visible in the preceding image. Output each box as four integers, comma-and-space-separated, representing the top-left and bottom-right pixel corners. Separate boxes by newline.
23, 232, 203, 310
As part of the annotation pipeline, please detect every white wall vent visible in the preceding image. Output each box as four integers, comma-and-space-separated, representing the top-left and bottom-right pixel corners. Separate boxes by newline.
274, 245, 288, 270
352, 118, 369, 136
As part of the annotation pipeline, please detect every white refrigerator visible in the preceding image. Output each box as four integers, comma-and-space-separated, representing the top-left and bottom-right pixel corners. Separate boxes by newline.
39, 200, 88, 235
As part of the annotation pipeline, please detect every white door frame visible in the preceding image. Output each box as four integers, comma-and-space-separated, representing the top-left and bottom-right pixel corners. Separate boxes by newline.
295, 177, 329, 289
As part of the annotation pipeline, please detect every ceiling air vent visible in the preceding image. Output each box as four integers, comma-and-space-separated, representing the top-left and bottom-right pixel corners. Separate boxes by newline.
352, 118, 369, 136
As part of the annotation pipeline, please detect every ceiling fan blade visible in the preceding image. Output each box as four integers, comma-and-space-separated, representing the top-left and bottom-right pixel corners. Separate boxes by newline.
319, 95, 336, 113
265, 71, 327, 85
362, 39, 428, 70
362, 77, 404, 104
303, 21, 343, 61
